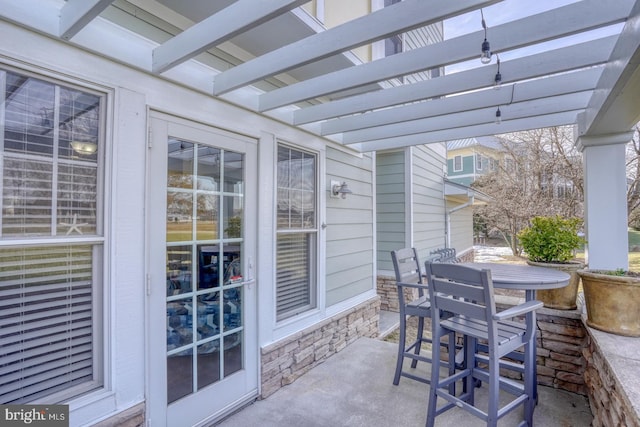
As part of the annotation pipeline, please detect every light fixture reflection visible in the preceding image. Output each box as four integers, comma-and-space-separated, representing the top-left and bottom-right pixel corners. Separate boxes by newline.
70, 141, 98, 155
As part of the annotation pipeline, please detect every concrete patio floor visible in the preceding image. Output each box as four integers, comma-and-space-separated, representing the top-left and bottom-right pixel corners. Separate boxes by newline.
215, 336, 593, 426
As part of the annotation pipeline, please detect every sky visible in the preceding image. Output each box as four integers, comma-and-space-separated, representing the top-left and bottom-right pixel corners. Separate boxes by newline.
442, 0, 624, 73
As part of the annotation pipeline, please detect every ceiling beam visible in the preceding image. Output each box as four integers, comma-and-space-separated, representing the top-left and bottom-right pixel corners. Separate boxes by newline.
358, 111, 580, 152
212, 0, 502, 95
259, 0, 633, 111
59, 0, 115, 40
579, 0, 640, 136
152, 0, 309, 74
321, 67, 603, 135
341, 92, 592, 144
293, 36, 617, 125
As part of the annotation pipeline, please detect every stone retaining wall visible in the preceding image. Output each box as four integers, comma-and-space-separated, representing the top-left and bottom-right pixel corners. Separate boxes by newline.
583, 327, 640, 427
260, 296, 380, 398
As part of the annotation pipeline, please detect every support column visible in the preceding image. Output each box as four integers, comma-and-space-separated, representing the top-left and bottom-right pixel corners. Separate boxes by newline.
577, 132, 634, 270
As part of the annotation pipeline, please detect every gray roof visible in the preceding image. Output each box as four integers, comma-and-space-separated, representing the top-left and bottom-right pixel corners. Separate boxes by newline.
447, 136, 503, 151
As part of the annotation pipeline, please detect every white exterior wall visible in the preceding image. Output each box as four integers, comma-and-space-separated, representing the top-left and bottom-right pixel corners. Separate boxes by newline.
0, 19, 377, 427
448, 207, 474, 253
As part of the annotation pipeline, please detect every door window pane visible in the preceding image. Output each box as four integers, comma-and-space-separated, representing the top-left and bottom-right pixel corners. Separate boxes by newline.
166, 140, 245, 400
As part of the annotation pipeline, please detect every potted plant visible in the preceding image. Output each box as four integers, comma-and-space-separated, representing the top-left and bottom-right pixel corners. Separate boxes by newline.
518, 216, 586, 310
577, 268, 640, 337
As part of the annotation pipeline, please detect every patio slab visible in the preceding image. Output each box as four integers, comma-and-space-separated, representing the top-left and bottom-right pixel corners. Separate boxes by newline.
215, 337, 592, 426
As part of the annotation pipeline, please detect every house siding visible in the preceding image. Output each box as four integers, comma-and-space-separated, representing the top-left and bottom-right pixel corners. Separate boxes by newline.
326, 148, 375, 306
376, 151, 406, 271
448, 206, 474, 252
412, 144, 447, 261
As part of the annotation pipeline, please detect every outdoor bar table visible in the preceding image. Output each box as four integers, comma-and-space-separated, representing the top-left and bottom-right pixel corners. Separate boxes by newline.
460, 262, 571, 405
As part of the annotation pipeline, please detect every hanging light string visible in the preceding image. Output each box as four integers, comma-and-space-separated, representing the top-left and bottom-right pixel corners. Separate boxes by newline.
496, 84, 516, 124
494, 55, 502, 89
480, 9, 492, 64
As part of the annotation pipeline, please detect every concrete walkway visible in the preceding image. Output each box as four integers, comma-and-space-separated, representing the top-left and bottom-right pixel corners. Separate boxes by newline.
215, 337, 593, 426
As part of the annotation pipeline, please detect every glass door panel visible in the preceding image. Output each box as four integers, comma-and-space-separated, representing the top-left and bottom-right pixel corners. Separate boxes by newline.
165, 137, 245, 404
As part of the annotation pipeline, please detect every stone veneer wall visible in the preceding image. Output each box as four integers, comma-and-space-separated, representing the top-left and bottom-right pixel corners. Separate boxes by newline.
260, 296, 380, 398
583, 327, 640, 427
494, 297, 588, 395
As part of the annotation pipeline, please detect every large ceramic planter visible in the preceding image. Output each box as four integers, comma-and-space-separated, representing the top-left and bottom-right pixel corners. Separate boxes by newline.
526, 261, 583, 310
577, 270, 640, 337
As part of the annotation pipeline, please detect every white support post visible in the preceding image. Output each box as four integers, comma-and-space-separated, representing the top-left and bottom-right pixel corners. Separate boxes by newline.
577, 132, 634, 270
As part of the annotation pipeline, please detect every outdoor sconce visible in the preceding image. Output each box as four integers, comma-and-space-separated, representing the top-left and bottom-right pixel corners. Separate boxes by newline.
331, 180, 352, 199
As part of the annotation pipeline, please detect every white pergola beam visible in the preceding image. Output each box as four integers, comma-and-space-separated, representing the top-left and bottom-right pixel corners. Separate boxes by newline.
358, 111, 580, 152
59, 0, 114, 40
322, 67, 603, 135
213, 0, 502, 95
294, 36, 617, 125
260, 0, 632, 111
341, 92, 592, 144
152, 0, 309, 74
579, 0, 640, 136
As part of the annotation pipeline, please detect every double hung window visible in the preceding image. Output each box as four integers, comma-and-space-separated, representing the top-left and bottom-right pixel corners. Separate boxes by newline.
275, 145, 317, 321
0, 68, 105, 404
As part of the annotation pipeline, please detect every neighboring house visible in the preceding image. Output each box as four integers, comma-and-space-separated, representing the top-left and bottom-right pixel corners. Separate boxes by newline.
0, 2, 474, 427
447, 136, 503, 186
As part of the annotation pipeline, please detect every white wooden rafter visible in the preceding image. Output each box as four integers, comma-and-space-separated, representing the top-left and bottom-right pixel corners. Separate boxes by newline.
341, 92, 592, 144
321, 67, 603, 135
293, 35, 618, 125
259, 0, 633, 112
212, 0, 502, 95
358, 111, 581, 152
59, 0, 115, 40
152, 0, 309, 74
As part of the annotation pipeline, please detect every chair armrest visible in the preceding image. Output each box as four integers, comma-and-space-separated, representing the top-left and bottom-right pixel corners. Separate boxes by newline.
493, 300, 543, 320
396, 281, 429, 290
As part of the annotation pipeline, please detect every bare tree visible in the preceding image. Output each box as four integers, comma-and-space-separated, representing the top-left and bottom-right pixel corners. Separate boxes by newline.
627, 125, 640, 229
472, 126, 583, 255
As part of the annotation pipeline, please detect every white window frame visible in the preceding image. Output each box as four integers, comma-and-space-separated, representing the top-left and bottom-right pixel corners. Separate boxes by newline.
0, 65, 108, 405
453, 155, 462, 172
476, 154, 483, 171
274, 142, 320, 322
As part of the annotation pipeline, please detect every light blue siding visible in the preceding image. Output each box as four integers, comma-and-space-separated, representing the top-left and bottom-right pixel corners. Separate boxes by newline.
375, 151, 406, 271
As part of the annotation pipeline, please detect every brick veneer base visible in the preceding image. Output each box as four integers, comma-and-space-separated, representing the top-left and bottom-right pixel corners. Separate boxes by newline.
260, 296, 380, 399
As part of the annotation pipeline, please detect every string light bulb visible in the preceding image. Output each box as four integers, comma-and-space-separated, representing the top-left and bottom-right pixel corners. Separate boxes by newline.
480, 9, 492, 64
495, 107, 502, 124
494, 57, 502, 89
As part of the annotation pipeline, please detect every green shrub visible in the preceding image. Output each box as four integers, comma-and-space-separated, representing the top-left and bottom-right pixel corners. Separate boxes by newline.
518, 216, 585, 263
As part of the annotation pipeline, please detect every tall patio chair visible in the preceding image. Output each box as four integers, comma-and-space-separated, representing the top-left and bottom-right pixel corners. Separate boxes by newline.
390, 248, 455, 386
423, 262, 542, 427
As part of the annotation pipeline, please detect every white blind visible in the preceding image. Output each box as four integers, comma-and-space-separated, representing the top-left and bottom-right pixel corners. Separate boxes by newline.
0, 246, 95, 404
276, 234, 313, 319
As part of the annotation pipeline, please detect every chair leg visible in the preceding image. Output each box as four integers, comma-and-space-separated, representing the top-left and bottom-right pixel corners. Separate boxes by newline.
524, 339, 535, 426
411, 316, 425, 369
425, 326, 442, 427
447, 331, 456, 396
393, 314, 407, 385
487, 353, 500, 427
464, 336, 476, 406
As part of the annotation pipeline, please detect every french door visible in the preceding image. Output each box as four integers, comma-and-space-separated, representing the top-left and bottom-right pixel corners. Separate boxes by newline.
147, 113, 257, 427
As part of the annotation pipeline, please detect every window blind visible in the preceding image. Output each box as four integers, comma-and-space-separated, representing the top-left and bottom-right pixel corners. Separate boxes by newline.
0, 246, 95, 404
276, 234, 313, 319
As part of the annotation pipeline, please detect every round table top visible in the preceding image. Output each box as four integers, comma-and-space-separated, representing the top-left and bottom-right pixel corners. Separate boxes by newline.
462, 262, 570, 290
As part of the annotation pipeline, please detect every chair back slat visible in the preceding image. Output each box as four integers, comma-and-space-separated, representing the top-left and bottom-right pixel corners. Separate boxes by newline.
391, 248, 422, 284
433, 292, 488, 320
425, 262, 496, 324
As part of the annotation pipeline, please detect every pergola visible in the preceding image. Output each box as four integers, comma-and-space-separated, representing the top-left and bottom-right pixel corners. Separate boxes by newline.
2, 0, 639, 269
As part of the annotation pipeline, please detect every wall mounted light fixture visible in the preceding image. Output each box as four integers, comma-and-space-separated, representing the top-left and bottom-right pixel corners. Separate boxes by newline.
331, 180, 352, 199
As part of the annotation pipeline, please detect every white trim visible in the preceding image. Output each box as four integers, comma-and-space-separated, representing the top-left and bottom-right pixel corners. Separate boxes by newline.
405, 147, 413, 248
